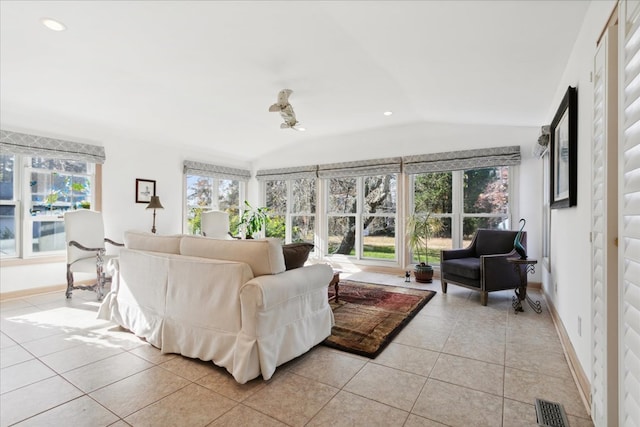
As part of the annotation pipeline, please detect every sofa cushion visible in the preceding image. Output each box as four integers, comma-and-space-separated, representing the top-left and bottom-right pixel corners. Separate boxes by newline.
441, 257, 480, 280
282, 243, 315, 270
180, 235, 286, 276
124, 230, 181, 254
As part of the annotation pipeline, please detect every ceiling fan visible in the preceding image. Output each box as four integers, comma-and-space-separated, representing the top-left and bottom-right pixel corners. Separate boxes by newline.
268, 89, 305, 131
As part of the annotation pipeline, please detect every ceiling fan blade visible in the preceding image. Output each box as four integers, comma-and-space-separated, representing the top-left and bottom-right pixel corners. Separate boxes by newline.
268, 104, 281, 112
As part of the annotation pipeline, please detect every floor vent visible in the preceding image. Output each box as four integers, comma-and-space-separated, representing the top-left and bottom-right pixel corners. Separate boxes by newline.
535, 398, 570, 427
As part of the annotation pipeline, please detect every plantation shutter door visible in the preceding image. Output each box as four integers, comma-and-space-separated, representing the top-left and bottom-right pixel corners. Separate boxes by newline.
619, 1, 640, 426
592, 26, 619, 427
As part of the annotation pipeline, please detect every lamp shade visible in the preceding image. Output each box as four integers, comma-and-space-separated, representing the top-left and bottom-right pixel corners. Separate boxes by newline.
146, 196, 164, 210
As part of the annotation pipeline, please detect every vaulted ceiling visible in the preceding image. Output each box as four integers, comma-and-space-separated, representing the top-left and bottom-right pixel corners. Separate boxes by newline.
0, 1, 590, 164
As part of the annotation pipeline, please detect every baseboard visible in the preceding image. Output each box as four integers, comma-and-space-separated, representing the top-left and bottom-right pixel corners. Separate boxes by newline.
0, 280, 92, 301
543, 290, 592, 417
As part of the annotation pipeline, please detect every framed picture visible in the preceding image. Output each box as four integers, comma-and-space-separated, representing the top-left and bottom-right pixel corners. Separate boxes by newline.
550, 86, 577, 209
135, 178, 156, 203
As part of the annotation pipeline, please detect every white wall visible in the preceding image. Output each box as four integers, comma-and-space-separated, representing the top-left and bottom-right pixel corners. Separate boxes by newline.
541, 0, 617, 382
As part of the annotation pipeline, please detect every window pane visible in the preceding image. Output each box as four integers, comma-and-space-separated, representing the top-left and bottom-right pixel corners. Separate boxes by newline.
328, 178, 357, 213
363, 216, 395, 259
463, 216, 510, 242
328, 216, 355, 255
186, 175, 213, 207
292, 178, 316, 213
463, 167, 509, 214
266, 214, 285, 242
187, 207, 204, 235
414, 172, 452, 213
30, 171, 53, 215
0, 205, 16, 255
32, 221, 65, 252
411, 216, 452, 265
364, 175, 396, 213
0, 154, 15, 200
70, 175, 92, 208
292, 215, 314, 243
31, 158, 88, 173
217, 179, 239, 212
266, 180, 287, 214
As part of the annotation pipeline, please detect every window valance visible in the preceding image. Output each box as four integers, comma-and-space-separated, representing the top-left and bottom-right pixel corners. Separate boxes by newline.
183, 160, 251, 181
317, 157, 402, 178
402, 145, 521, 174
255, 165, 318, 181
0, 130, 106, 164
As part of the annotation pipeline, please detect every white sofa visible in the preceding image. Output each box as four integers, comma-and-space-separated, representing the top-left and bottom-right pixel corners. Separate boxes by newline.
98, 231, 334, 384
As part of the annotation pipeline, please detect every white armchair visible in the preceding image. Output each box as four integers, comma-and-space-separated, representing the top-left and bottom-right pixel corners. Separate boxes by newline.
201, 210, 236, 239
64, 210, 123, 300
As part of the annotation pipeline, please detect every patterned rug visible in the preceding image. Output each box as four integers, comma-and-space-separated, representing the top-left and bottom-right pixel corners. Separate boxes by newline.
323, 281, 436, 358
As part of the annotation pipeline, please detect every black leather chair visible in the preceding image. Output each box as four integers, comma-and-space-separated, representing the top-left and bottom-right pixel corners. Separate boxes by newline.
440, 229, 526, 306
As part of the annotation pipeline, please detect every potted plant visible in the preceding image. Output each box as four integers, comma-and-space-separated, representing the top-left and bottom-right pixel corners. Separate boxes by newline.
239, 200, 270, 239
406, 211, 440, 283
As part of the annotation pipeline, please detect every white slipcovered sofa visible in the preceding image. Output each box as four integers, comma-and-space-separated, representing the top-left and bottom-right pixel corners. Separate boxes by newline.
98, 231, 334, 384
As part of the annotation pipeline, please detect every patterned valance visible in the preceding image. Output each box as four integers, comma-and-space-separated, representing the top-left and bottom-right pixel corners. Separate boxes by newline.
183, 160, 251, 181
255, 165, 318, 181
403, 146, 521, 174
317, 157, 402, 178
0, 130, 106, 164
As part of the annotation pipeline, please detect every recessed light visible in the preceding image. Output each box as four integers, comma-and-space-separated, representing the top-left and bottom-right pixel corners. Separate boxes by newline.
41, 18, 66, 32
383, 111, 393, 116
297, 127, 306, 132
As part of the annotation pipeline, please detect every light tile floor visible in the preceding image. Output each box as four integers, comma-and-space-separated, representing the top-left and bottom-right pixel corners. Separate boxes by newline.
0, 273, 593, 427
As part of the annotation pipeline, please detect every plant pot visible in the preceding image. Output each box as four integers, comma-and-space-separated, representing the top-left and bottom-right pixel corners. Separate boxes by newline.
414, 263, 433, 283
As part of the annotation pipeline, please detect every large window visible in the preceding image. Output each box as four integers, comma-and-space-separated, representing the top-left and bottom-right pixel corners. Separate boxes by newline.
0, 154, 96, 258
411, 166, 512, 263
327, 174, 397, 261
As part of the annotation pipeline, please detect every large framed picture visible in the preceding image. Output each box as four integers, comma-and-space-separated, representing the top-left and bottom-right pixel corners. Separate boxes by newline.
550, 86, 577, 209
135, 178, 156, 203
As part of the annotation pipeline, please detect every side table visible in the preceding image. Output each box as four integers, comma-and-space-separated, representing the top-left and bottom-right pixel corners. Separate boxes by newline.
507, 258, 542, 314
328, 271, 340, 303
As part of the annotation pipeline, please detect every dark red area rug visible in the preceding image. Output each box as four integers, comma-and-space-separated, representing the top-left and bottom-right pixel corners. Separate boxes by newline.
323, 281, 436, 358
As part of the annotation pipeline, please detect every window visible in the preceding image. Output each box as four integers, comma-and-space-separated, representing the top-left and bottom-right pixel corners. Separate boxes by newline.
185, 175, 242, 235
26, 157, 94, 255
327, 174, 397, 261
264, 177, 316, 244
0, 154, 16, 256
0, 154, 96, 258
413, 171, 452, 264
411, 166, 512, 264
0, 130, 106, 259
182, 160, 250, 236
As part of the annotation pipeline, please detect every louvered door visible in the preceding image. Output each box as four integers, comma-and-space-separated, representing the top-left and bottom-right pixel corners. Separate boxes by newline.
592, 25, 619, 427
619, 2, 640, 426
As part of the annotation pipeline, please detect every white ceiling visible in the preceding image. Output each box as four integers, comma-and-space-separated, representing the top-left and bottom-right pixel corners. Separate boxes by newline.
0, 1, 590, 165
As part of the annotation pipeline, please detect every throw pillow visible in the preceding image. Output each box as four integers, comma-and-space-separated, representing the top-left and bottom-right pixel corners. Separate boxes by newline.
282, 243, 315, 270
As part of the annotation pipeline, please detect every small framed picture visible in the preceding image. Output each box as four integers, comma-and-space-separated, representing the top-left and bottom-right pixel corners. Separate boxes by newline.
135, 179, 156, 203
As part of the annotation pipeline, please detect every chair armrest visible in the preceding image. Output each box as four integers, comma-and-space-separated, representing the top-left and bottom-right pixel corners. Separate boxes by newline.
105, 238, 124, 247
441, 247, 475, 261
481, 250, 521, 291
69, 240, 103, 252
